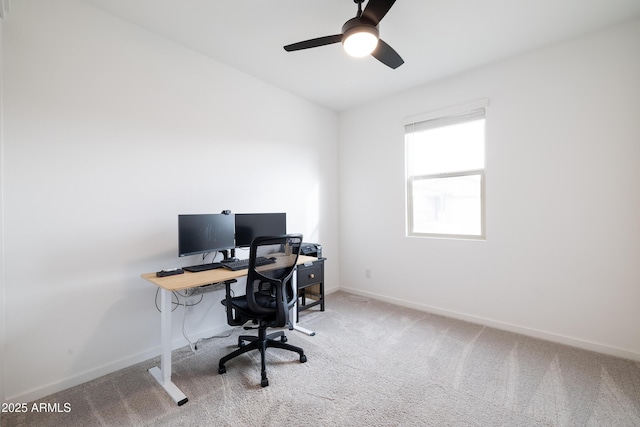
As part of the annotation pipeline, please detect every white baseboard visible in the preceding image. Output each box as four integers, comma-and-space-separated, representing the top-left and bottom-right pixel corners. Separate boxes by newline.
6, 324, 231, 404
339, 286, 640, 362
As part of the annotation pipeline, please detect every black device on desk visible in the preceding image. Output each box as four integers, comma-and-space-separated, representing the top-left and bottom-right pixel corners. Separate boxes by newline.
300, 242, 322, 258
156, 268, 184, 277
183, 263, 224, 272
222, 256, 276, 271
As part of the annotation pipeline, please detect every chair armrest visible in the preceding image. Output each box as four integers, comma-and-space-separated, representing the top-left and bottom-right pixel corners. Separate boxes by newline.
221, 279, 244, 326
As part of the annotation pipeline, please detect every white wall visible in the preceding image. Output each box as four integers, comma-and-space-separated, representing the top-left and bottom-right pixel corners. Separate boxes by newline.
338, 19, 640, 360
2, 0, 339, 402
0, 8, 6, 410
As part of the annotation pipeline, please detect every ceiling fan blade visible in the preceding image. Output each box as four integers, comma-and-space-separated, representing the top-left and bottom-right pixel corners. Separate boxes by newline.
284, 34, 342, 52
361, 0, 396, 26
371, 39, 404, 69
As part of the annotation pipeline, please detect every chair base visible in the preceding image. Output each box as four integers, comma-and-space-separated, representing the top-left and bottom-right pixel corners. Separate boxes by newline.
218, 327, 306, 387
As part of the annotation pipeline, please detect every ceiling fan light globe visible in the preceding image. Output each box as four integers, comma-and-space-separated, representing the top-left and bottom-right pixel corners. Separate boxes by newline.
343, 32, 378, 57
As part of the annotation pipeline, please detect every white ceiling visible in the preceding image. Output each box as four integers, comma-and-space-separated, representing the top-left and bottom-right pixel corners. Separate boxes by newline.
80, 0, 640, 111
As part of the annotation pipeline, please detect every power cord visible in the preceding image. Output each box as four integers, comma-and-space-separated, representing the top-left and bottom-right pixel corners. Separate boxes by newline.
154, 282, 237, 353
154, 287, 204, 312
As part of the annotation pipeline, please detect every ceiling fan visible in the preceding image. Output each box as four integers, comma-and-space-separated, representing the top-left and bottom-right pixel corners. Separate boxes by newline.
284, 0, 404, 69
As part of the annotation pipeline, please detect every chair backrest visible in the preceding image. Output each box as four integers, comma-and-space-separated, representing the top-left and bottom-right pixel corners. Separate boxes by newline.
245, 234, 303, 328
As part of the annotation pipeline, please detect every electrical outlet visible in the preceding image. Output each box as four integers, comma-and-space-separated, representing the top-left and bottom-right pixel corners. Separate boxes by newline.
365, 268, 372, 279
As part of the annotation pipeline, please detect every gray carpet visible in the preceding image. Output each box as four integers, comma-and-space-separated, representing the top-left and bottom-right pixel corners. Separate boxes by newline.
4, 291, 640, 426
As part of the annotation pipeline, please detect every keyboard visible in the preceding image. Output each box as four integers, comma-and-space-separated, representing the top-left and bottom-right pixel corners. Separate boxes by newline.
223, 257, 276, 271
183, 263, 223, 272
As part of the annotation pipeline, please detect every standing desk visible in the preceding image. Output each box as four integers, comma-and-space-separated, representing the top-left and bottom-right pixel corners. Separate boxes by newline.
141, 255, 317, 405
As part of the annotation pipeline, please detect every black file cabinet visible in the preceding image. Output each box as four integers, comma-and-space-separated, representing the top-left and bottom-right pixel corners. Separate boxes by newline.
296, 258, 325, 321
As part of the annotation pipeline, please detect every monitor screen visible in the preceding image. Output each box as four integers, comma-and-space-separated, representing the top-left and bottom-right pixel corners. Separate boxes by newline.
178, 214, 235, 257
234, 213, 287, 247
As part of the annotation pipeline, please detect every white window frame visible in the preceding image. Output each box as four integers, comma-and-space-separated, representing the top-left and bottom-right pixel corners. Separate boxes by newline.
404, 99, 488, 240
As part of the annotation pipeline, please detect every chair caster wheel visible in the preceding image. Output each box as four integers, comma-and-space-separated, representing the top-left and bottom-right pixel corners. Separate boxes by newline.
261, 378, 269, 387
218, 366, 226, 374
238, 339, 245, 347
281, 336, 288, 343
300, 355, 307, 363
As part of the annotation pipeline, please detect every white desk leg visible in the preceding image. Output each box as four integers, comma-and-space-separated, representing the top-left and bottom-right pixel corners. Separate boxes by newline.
292, 266, 316, 336
148, 288, 189, 406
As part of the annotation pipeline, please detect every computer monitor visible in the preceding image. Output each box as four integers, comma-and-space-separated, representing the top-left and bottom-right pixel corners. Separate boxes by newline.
178, 213, 235, 257
234, 213, 287, 248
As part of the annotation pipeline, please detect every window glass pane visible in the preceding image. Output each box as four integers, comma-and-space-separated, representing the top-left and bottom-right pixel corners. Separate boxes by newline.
411, 174, 483, 236
407, 119, 485, 176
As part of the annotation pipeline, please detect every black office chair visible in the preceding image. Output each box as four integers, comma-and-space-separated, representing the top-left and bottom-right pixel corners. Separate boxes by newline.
218, 234, 307, 387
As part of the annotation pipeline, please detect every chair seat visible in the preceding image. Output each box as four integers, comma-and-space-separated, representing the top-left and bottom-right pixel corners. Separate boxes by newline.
221, 293, 278, 321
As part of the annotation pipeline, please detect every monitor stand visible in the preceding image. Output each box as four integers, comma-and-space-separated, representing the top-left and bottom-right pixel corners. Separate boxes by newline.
220, 249, 238, 263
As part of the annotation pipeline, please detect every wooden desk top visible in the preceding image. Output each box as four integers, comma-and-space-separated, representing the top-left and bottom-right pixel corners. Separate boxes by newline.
141, 255, 317, 292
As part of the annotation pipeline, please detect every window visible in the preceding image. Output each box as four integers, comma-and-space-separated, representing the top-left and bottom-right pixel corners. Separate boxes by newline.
405, 100, 487, 239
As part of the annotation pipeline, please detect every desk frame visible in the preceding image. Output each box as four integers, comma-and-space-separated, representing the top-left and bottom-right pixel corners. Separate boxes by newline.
141, 255, 317, 405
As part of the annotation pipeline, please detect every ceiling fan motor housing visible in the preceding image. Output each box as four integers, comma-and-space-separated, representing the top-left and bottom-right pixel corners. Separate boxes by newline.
341, 17, 380, 42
